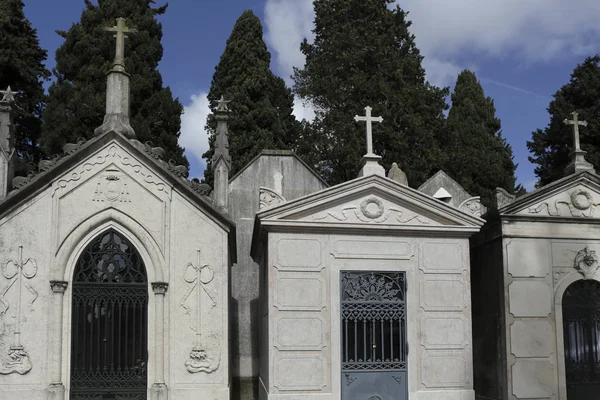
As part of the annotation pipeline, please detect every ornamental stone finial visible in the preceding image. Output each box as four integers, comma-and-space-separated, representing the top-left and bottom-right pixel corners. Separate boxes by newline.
0, 86, 16, 104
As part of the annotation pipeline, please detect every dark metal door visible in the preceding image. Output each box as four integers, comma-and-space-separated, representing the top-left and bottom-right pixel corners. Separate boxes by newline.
563, 279, 600, 399
70, 230, 148, 400
341, 272, 407, 400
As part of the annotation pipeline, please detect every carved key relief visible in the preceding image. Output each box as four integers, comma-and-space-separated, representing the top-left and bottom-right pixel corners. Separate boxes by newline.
0, 246, 37, 375
526, 187, 600, 217
180, 250, 220, 373
311, 196, 437, 225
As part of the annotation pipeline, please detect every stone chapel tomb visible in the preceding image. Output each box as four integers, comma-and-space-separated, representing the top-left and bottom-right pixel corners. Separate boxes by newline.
251, 107, 485, 400
471, 111, 600, 400
0, 18, 234, 400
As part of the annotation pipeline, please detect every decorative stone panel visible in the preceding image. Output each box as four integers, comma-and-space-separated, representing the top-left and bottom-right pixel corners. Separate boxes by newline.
511, 360, 555, 398
422, 351, 469, 388
510, 319, 554, 358
274, 276, 325, 311
422, 317, 468, 349
509, 281, 551, 317
333, 239, 413, 259
421, 242, 464, 274
420, 278, 466, 311
276, 239, 322, 270
507, 240, 551, 278
274, 316, 325, 351
273, 355, 326, 391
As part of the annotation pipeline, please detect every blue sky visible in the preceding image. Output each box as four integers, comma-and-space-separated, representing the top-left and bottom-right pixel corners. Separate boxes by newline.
23, 0, 600, 190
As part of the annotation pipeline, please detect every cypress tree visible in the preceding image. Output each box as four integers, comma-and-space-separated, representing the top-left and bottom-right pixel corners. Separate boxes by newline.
444, 70, 522, 204
293, 0, 448, 186
202, 10, 300, 185
0, 0, 50, 173
528, 55, 600, 187
42, 0, 187, 166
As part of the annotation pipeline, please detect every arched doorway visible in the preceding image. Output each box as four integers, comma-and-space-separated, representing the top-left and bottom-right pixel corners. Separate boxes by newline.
562, 279, 600, 399
70, 229, 149, 399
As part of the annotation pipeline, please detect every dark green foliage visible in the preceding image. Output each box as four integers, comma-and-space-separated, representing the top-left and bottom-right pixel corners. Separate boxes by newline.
444, 70, 521, 204
528, 55, 600, 187
42, 0, 186, 166
293, 0, 448, 186
202, 10, 300, 185
0, 0, 50, 173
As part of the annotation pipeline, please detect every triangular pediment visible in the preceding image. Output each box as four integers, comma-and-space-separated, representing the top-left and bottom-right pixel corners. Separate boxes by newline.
257, 175, 484, 232
501, 172, 600, 219
0, 131, 233, 230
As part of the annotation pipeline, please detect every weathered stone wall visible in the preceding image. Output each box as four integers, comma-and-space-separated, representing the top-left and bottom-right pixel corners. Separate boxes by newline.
228, 151, 327, 399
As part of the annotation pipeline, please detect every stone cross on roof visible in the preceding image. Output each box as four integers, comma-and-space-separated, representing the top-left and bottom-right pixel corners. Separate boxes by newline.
564, 111, 588, 153
354, 106, 383, 156
563, 111, 595, 175
0, 86, 16, 103
105, 17, 137, 66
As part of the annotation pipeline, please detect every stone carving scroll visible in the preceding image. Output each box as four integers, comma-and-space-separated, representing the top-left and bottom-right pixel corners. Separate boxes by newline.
0, 246, 37, 374
495, 187, 516, 209
529, 189, 600, 217
313, 196, 432, 225
458, 197, 486, 217
574, 246, 599, 279
259, 187, 286, 209
180, 250, 220, 373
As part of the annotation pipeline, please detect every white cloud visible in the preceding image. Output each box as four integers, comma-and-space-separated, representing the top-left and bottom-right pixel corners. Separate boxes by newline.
293, 96, 316, 122
264, 0, 600, 89
395, 0, 600, 62
264, 0, 314, 85
180, 92, 210, 169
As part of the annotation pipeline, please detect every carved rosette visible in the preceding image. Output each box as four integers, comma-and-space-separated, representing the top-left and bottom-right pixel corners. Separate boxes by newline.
574, 247, 599, 279
259, 187, 286, 209
360, 196, 385, 219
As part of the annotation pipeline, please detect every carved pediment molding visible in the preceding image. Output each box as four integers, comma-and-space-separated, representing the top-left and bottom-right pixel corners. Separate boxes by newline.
53, 144, 171, 200
458, 197, 486, 217
527, 188, 600, 218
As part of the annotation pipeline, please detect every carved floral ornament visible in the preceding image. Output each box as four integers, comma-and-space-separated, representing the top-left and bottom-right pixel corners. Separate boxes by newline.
259, 187, 286, 209
313, 196, 432, 225
574, 246, 599, 280
528, 188, 600, 217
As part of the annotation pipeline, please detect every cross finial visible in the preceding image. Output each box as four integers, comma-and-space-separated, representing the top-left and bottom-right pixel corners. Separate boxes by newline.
564, 111, 588, 152
105, 17, 137, 66
354, 106, 383, 156
0, 86, 16, 103
216, 95, 231, 113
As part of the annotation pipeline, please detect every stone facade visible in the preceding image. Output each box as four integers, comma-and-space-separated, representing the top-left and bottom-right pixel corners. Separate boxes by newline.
471, 171, 600, 400
228, 150, 327, 398
252, 174, 484, 400
0, 132, 235, 400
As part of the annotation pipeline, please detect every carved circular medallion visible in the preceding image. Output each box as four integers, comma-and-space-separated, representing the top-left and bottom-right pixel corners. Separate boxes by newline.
360, 197, 384, 219
571, 189, 593, 210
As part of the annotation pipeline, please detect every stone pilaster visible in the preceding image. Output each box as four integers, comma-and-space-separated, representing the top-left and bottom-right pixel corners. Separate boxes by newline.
212, 96, 231, 212
151, 282, 168, 400
0, 87, 16, 200
46, 281, 68, 400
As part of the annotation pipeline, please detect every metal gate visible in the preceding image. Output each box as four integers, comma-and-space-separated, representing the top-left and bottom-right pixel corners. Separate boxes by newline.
341, 271, 407, 400
563, 279, 600, 400
70, 230, 148, 400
